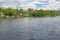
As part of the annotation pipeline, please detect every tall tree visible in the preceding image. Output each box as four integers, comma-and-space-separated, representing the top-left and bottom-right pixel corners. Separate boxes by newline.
19, 8, 25, 13
28, 8, 33, 12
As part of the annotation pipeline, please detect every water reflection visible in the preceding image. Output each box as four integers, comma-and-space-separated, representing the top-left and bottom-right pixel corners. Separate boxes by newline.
0, 16, 60, 40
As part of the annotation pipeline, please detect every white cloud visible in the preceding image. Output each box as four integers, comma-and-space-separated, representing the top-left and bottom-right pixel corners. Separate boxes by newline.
47, 0, 60, 10
0, 0, 60, 10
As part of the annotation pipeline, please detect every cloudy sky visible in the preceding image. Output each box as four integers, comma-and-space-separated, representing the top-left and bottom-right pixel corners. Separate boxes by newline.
0, 0, 60, 10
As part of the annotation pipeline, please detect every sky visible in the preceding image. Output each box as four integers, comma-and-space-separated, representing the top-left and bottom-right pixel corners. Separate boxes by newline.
0, 0, 60, 10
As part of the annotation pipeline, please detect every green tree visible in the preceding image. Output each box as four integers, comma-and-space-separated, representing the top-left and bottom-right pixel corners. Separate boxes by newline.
0, 8, 3, 12
19, 8, 25, 13
3, 8, 17, 16
28, 8, 33, 12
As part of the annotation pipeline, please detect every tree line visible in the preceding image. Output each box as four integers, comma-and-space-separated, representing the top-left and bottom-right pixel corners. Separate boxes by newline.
0, 8, 58, 18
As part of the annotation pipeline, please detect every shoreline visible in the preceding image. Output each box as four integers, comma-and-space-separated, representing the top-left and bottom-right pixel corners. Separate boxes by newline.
0, 15, 59, 19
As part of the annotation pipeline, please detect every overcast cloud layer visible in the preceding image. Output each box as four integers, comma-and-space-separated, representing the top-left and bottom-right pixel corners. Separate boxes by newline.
0, 0, 60, 10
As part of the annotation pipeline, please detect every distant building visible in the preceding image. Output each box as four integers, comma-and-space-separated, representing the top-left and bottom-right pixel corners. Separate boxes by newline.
16, 13, 23, 18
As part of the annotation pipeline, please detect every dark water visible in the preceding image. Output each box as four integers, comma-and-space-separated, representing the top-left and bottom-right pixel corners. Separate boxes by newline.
0, 16, 60, 40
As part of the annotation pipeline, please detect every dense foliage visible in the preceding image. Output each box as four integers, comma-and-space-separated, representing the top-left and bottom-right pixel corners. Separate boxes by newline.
0, 8, 58, 18
29, 9, 58, 17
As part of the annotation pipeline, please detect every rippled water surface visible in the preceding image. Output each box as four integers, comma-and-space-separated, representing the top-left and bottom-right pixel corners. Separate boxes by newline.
0, 16, 60, 40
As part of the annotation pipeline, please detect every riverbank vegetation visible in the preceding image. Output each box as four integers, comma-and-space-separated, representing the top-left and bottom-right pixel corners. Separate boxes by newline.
0, 8, 58, 18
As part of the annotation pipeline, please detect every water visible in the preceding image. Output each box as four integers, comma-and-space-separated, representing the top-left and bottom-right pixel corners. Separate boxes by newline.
0, 16, 60, 40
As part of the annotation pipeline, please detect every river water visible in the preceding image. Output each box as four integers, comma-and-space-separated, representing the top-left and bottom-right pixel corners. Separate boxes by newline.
0, 16, 60, 40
